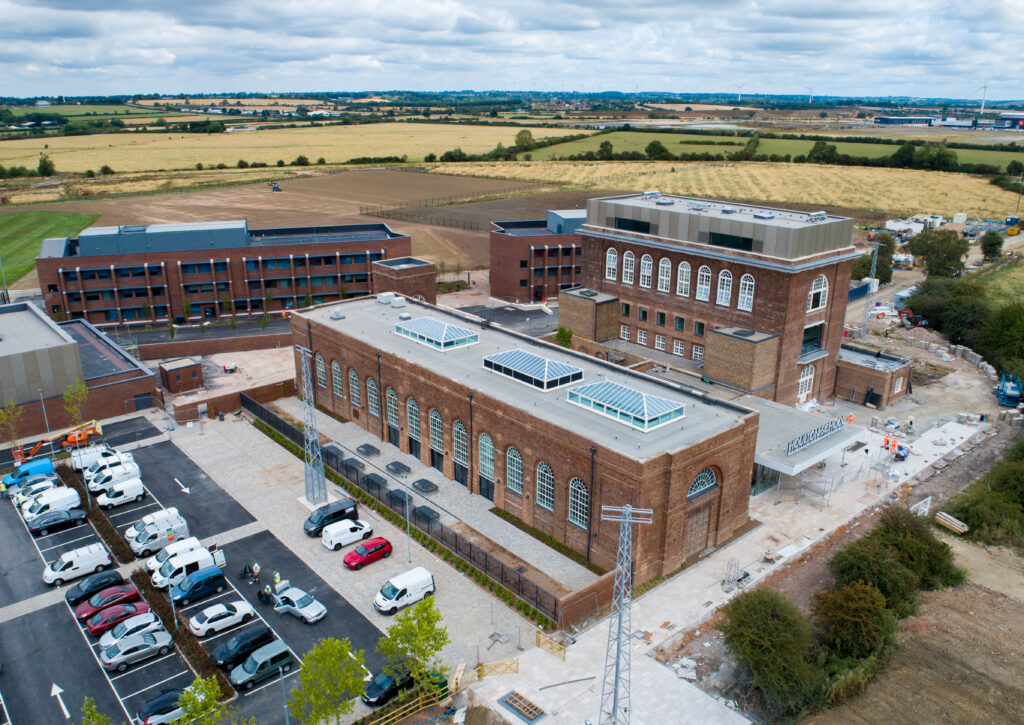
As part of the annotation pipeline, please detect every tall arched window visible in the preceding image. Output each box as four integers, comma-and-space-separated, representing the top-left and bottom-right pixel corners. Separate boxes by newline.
407, 398, 420, 440
479, 434, 495, 480
568, 477, 589, 529
622, 252, 635, 285
676, 262, 691, 297
688, 467, 718, 500
331, 361, 344, 398
639, 254, 653, 289
429, 409, 443, 452
696, 266, 712, 301
605, 248, 618, 280
348, 369, 361, 406
807, 274, 829, 312
738, 274, 755, 312
366, 378, 379, 417
798, 365, 815, 399
716, 270, 733, 306
506, 447, 523, 494
657, 258, 671, 293
536, 462, 555, 511
385, 387, 399, 427
453, 421, 468, 465
314, 353, 326, 388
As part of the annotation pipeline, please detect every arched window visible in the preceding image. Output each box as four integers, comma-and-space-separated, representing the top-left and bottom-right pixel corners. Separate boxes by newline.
314, 353, 326, 388
429, 409, 443, 452
798, 365, 815, 399
657, 258, 671, 293
639, 254, 653, 288
807, 274, 829, 312
687, 467, 718, 500
366, 378, 379, 417
348, 369, 361, 406
506, 447, 523, 494
568, 477, 589, 528
716, 270, 733, 306
738, 274, 755, 312
622, 251, 635, 285
676, 262, 691, 297
605, 248, 618, 280
453, 421, 468, 465
331, 361, 344, 397
536, 462, 554, 511
385, 387, 399, 427
696, 265, 712, 301
407, 398, 420, 440
479, 434, 495, 480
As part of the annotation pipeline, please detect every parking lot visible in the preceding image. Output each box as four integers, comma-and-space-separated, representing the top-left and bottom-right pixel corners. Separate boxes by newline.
0, 435, 387, 723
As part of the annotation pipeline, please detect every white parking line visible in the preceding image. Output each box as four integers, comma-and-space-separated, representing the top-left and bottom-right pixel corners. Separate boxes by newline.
243, 667, 300, 696
107, 502, 162, 521
39, 533, 97, 553
223, 578, 304, 667
0, 688, 11, 725
109, 652, 178, 680
119, 670, 191, 701
32, 524, 92, 542
63, 600, 134, 724
176, 590, 234, 613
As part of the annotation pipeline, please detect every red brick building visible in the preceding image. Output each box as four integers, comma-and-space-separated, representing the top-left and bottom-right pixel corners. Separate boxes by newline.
159, 357, 204, 394
489, 210, 586, 303
291, 297, 759, 582
37, 220, 411, 327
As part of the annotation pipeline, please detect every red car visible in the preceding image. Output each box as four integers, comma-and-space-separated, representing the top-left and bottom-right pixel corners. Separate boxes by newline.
343, 537, 393, 570
86, 602, 152, 636
74, 584, 139, 621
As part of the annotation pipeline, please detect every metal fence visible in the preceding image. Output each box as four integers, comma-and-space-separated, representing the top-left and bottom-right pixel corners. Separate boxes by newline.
240, 393, 560, 621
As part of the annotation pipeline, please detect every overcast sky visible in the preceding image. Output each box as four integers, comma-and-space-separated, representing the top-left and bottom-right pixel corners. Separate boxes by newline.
2, 0, 1020, 100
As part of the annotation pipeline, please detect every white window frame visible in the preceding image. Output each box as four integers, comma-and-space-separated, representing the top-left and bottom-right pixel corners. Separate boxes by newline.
536, 462, 555, 511
688, 468, 718, 500
673, 339, 685, 356
568, 478, 588, 529
807, 274, 829, 312
429, 409, 444, 452
692, 344, 704, 361
696, 265, 711, 301
453, 421, 468, 465
366, 378, 379, 417
893, 375, 904, 394
385, 387, 399, 427
738, 274, 755, 312
655, 334, 665, 351
716, 270, 733, 307
331, 361, 344, 398
798, 365, 815, 399
506, 447, 523, 494
657, 258, 671, 293
620, 324, 630, 340
348, 369, 361, 406
479, 433, 495, 480
622, 251, 635, 285
637, 329, 647, 345
407, 398, 420, 440
315, 353, 326, 388
676, 262, 691, 296
605, 248, 618, 280
639, 254, 653, 289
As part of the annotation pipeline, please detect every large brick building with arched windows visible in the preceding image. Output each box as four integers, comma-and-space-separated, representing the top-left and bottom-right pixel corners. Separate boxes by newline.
290, 297, 759, 583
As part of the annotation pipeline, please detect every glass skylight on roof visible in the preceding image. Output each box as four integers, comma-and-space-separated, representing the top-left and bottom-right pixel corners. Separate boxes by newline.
567, 380, 685, 431
394, 317, 478, 351
483, 349, 583, 390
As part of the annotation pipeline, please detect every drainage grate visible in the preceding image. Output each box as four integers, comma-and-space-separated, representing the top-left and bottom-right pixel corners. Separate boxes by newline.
504, 691, 544, 720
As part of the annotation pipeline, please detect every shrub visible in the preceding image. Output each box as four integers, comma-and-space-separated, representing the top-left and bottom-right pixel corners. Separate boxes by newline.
829, 538, 918, 617
948, 487, 1024, 547
291, 155, 310, 166
57, 464, 135, 564
721, 589, 815, 714
99, 164, 114, 175
870, 508, 965, 590
812, 581, 898, 659
236, 159, 249, 168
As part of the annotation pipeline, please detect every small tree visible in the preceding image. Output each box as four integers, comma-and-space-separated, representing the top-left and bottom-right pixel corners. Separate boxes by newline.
80, 696, 119, 725
292, 155, 310, 166
377, 597, 450, 692
980, 231, 1003, 261
99, 164, 114, 175
515, 129, 535, 148
645, 140, 674, 160
63, 378, 89, 426
812, 581, 898, 659
221, 295, 233, 315
289, 638, 366, 724
177, 676, 255, 725
168, 322, 176, 340
0, 398, 24, 448
37, 153, 56, 177
554, 326, 573, 347
141, 302, 153, 321
597, 140, 614, 160
829, 537, 919, 617
338, 284, 348, 300
304, 291, 313, 308
907, 229, 969, 278
183, 296, 193, 319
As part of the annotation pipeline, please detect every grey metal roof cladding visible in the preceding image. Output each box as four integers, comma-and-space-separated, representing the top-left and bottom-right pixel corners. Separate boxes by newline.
483, 349, 583, 389
567, 380, 685, 431
38, 236, 69, 259
376, 257, 432, 269
395, 317, 478, 350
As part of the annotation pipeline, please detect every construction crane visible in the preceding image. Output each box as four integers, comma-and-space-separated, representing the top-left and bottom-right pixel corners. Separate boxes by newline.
13, 420, 103, 464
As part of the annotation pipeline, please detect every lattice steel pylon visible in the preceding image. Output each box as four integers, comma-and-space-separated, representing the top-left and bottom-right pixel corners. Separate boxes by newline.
599, 504, 653, 725
296, 346, 327, 504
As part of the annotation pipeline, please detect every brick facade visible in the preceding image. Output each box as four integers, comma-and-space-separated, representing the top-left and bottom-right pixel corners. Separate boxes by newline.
160, 358, 203, 394
135, 333, 292, 361
557, 290, 619, 344
704, 329, 780, 397
370, 257, 437, 305
489, 223, 582, 303
834, 351, 911, 409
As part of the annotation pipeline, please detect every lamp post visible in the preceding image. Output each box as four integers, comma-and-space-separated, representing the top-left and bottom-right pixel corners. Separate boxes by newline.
39, 389, 53, 455
279, 667, 291, 725
403, 473, 412, 563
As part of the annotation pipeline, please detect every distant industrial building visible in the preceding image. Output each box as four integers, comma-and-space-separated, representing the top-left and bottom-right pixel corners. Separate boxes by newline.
37, 220, 412, 327
489, 209, 586, 303
995, 112, 1024, 130
873, 115, 935, 126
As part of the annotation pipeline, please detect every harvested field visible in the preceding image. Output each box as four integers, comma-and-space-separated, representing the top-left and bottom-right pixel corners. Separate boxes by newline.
426, 161, 1021, 219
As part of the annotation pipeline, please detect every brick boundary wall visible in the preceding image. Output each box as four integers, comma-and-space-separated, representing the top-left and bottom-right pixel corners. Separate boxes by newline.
172, 377, 295, 424
558, 570, 615, 630
136, 333, 292, 360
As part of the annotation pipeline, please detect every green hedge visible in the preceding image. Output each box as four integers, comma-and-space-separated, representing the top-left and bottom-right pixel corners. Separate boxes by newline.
57, 464, 136, 564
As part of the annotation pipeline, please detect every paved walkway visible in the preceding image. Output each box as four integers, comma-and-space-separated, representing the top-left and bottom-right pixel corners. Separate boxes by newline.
275, 396, 597, 591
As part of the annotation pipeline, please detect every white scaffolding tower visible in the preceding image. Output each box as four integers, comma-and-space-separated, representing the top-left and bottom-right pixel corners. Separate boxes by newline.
296, 345, 327, 505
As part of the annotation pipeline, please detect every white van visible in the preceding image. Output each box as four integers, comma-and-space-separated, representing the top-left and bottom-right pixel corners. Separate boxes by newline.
22, 487, 81, 522
85, 456, 137, 486
12, 476, 60, 506
373, 567, 435, 615
87, 462, 142, 494
42, 543, 111, 586
126, 507, 181, 541
96, 479, 145, 509
145, 536, 201, 572
152, 547, 222, 589
132, 518, 189, 558
72, 444, 120, 472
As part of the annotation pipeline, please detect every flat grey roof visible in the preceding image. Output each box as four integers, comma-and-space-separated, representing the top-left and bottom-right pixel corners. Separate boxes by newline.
78, 220, 246, 237
838, 345, 910, 373
60, 320, 150, 380
550, 209, 587, 219
561, 287, 617, 304
374, 256, 432, 269
0, 303, 74, 355
160, 357, 200, 371
301, 299, 749, 461
712, 327, 778, 343
594, 193, 849, 230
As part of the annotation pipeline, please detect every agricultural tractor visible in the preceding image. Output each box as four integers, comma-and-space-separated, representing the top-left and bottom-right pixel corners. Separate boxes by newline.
995, 374, 1022, 407
270, 182, 282, 192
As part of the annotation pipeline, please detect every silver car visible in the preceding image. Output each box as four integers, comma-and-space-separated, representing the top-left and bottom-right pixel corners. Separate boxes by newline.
272, 586, 327, 624
99, 612, 164, 650
100, 630, 173, 672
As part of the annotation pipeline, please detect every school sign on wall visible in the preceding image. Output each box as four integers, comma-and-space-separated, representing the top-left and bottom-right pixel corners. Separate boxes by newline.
785, 417, 845, 456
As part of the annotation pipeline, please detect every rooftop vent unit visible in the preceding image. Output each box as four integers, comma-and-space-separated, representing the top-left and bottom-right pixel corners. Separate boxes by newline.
809, 211, 827, 222
329, 309, 346, 321
733, 328, 756, 337
580, 289, 598, 297
753, 211, 775, 220
721, 206, 738, 214
390, 297, 407, 308
119, 225, 147, 233
641, 190, 660, 199
688, 202, 711, 211
398, 312, 413, 320
376, 292, 395, 304
655, 198, 674, 206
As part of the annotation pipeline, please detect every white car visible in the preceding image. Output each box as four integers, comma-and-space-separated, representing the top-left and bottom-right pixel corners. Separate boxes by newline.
187, 600, 255, 637
12, 477, 59, 506
99, 612, 164, 649
321, 519, 373, 551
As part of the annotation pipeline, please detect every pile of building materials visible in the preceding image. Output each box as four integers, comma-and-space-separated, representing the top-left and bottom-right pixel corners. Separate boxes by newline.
935, 511, 969, 534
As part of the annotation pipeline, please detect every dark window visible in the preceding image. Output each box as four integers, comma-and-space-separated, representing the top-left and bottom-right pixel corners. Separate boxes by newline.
116, 268, 132, 278
694, 321, 705, 337
519, 279, 527, 287
574, 265, 581, 274
47, 284, 58, 293
146, 265, 161, 277
294, 258, 306, 267
614, 217, 651, 234
97, 269, 111, 280
656, 311, 666, 327
213, 262, 227, 273
575, 247, 583, 256
548, 249, 558, 258
352, 254, 367, 264
103, 310, 118, 321
801, 323, 824, 355
533, 269, 544, 278
674, 316, 685, 332
519, 260, 527, 268
369, 252, 383, 262
80, 270, 96, 281
245, 260, 259, 271
620, 303, 630, 317
151, 286, 165, 296
708, 232, 754, 252
63, 271, 78, 282
562, 247, 573, 256
51, 305, 61, 314
638, 307, 648, 322
339, 255, 353, 265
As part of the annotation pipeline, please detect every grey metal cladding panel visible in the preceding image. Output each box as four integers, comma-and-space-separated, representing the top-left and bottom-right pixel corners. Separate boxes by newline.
0, 358, 16, 403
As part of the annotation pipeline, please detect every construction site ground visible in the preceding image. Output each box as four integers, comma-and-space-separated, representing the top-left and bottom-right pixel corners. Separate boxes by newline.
154, 347, 294, 410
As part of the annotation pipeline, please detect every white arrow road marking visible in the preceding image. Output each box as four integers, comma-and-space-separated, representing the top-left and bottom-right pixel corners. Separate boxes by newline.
174, 477, 190, 494
50, 683, 69, 719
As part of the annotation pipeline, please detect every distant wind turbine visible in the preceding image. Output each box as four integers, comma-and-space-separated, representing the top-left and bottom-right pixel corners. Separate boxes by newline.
803, 85, 814, 104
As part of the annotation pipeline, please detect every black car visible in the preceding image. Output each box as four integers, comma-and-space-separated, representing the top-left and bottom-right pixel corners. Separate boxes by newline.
210, 624, 275, 670
135, 688, 183, 724
302, 497, 357, 537
64, 570, 125, 607
361, 666, 412, 706
28, 508, 88, 537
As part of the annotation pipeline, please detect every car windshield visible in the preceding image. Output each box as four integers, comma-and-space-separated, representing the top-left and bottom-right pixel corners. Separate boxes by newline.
87, 592, 106, 607
158, 560, 174, 577
225, 635, 241, 653
355, 545, 367, 556
27, 500, 44, 514
110, 621, 129, 639
380, 582, 399, 599
195, 612, 209, 624
88, 613, 104, 627
309, 508, 325, 524
295, 593, 314, 609
87, 461, 102, 473
242, 656, 259, 674
102, 644, 120, 659
155, 548, 175, 564
372, 673, 393, 689
135, 530, 155, 544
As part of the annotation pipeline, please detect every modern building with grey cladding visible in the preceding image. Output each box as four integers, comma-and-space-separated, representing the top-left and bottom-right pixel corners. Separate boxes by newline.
0, 302, 83, 402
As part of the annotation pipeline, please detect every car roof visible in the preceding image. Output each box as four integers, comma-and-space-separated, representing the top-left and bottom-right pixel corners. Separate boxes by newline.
203, 603, 230, 616
236, 623, 271, 642
251, 639, 289, 659
364, 536, 388, 546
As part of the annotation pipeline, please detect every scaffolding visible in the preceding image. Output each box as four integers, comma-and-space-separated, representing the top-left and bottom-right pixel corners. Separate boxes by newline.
296, 345, 327, 505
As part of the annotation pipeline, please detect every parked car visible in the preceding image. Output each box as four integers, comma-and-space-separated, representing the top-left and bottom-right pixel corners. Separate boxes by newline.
343, 537, 392, 570
322, 519, 373, 551
100, 630, 173, 672
170, 567, 227, 607
2, 458, 54, 490
65, 570, 124, 607
302, 497, 358, 537
86, 602, 152, 636
270, 582, 326, 624
83, 452, 135, 484
361, 666, 413, 706
12, 476, 59, 505
43, 543, 112, 587
87, 462, 142, 494
229, 640, 292, 690
126, 507, 181, 542
210, 624, 275, 670
133, 520, 191, 558
145, 536, 202, 572
74, 584, 139, 621
152, 547, 221, 589
99, 612, 164, 649
71, 443, 120, 472
373, 567, 435, 615
96, 478, 146, 509
188, 601, 255, 637
135, 688, 185, 725
27, 508, 87, 537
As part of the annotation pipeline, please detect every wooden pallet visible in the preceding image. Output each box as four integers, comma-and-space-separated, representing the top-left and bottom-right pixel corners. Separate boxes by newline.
504, 691, 544, 720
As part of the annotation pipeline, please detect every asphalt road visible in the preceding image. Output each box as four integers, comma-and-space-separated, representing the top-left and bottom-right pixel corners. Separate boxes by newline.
0, 416, 161, 470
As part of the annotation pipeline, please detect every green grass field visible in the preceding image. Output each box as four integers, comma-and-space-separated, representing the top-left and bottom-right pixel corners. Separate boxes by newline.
0, 211, 99, 283
977, 257, 1024, 308
10, 104, 158, 118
